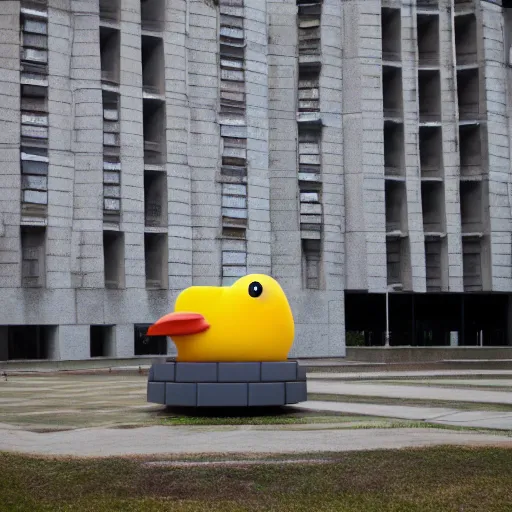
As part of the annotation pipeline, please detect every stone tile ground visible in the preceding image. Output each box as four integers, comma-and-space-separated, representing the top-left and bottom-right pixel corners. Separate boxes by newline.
0, 374, 158, 430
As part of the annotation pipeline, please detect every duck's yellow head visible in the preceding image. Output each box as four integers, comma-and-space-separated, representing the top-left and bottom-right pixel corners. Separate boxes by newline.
147, 274, 295, 362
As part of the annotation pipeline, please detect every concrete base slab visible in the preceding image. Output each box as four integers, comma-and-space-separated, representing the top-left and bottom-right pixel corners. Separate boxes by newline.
0, 425, 510, 457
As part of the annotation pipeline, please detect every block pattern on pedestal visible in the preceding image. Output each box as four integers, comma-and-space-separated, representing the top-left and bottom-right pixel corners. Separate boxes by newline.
147, 360, 308, 407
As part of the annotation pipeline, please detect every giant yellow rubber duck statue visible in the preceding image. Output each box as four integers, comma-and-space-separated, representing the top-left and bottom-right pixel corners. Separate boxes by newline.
147, 274, 294, 362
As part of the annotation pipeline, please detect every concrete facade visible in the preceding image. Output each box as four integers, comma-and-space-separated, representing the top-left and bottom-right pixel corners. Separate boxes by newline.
1, 0, 512, 361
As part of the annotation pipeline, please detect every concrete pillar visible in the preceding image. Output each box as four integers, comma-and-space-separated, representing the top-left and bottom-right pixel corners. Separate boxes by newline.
114, 323, 134, 357
164, 0, 193, 293
440, 0, 463, 292
120, 0, 145, 289
342, 0, 387, 292
481, 1, 512, 291
65, 0, 105, 289
0, 2, 22, 289
321, 0, 345, 356
401, 2, 426, 292
267, 0, 302, 291
57, 324, 90, 360
246, 0, 272, 276
188, 0, 222, 286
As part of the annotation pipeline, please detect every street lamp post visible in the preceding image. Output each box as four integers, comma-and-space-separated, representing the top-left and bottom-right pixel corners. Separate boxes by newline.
385, 288, 390, 347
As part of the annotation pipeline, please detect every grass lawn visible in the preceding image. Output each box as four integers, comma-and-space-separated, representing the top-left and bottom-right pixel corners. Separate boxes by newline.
157, 406, 387, 427
1, 447, 512, 511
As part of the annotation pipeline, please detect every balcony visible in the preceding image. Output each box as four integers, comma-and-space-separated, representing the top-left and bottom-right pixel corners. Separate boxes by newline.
425, 238, 444, 292
418, 69, 441, 124
417, 14, 440, 68
141, 0, 165, 32
382, 65, 403, 122
384, 122, 404, 177
457, 68, 480, 122
459, 124, 483, 178
421, 181, 445, 234
385, 180, 407, 236
100, 26, 120, 86
144, 171, 167, 228
142, 34, 165, 97
460, 181, 484, 235
455, 13, 478, 67
382, 8, 401, 64
419, 126, 443, 179
143, 99, 166, 165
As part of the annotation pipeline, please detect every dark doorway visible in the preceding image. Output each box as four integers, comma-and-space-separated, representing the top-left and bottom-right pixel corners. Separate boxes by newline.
5, 325, 57, 360
463, 294, 508, 346
134, 324, 167, 355
90, 325, 115, 357
345, 292, 386, 346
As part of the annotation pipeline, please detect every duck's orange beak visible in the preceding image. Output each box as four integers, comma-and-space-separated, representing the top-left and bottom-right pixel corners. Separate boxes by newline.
146, 312, 210, 337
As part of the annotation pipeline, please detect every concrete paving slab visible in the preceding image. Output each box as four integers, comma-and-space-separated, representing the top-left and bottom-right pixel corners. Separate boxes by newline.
393, 379, 512, 388
432, 411, 512, 430
309, 370, 512, 380
296, 400, 458, 421
435, 417, 512, 430
0, 425, 510, 457
296, 401, 512, 431
307, 380, 512, 405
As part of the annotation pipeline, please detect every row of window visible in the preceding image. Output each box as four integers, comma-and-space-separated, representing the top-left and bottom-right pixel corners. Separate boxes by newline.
297, 0, 323, 289
20, 1, 49, 220
1, 324, 168, 360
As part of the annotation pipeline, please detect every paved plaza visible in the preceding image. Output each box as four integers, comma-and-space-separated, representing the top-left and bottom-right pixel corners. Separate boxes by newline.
0, 369, 511, 457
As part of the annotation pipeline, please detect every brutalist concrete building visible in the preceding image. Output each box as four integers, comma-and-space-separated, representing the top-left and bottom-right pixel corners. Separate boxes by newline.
0, 0, 511, 362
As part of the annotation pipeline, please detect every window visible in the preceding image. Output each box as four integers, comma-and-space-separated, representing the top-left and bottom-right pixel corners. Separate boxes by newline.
21, 226, 46, 287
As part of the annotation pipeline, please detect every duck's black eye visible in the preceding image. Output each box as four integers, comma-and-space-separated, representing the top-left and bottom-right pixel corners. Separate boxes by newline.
248, 281, 263, 298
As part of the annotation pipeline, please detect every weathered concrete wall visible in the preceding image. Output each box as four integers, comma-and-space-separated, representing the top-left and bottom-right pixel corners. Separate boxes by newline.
342, 0, 387, 293
2, 0, 512, 361
481, 1, 512, 291
0, 2, 21, 289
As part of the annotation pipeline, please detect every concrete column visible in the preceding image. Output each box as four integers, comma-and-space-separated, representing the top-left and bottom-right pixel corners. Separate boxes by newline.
342, 0, 387, 293
48, 0, 98, 292
440, 0, 464, 292
246, 0, 272, 275
188, 0, 221, 286
120, 0, 145, 289
65, 1, 105, 290
164, 0, 193, 293
57, 324, 89, 360
267, 0, 302, 291
321, 0, 345, 356
481, 1, 512, 291
0, 2, 22, 289
401, 3, 426, 292
114, 323, 134, 357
